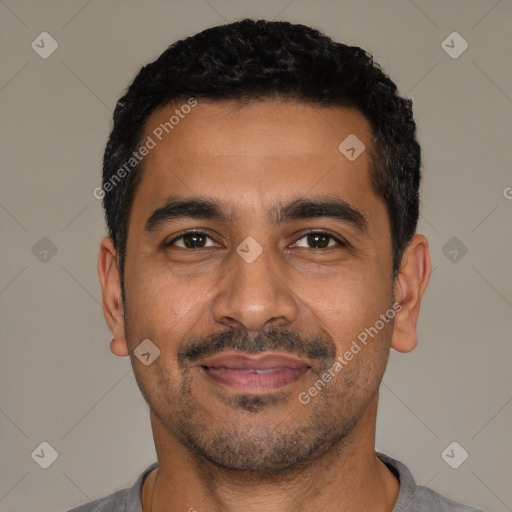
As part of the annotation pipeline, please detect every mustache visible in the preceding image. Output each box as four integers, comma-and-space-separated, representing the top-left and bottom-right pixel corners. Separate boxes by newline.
177, 326, 336, 368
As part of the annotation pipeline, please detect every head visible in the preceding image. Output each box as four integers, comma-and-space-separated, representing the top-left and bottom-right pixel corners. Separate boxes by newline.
98, 19, 430, 473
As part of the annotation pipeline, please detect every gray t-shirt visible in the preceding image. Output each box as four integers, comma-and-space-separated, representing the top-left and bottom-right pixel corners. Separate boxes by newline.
67, 452, 484, 511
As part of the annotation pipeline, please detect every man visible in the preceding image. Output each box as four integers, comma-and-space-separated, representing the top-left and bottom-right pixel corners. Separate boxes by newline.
73, 18, 483, 512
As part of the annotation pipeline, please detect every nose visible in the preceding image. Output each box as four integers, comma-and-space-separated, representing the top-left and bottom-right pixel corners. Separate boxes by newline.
212, 244, 299, 332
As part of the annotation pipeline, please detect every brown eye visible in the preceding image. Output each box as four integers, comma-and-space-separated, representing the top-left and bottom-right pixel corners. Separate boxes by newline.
294, 232, 344, 249
168, 232, 215, 249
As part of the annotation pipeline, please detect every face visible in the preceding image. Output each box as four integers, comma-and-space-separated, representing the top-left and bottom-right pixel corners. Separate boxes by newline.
120, 100, 397, 473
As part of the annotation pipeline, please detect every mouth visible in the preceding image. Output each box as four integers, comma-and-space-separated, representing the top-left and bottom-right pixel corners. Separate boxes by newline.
197, 352, 311, 392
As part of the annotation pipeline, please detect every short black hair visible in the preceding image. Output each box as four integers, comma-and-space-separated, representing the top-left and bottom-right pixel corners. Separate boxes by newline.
101, 18, 421, 294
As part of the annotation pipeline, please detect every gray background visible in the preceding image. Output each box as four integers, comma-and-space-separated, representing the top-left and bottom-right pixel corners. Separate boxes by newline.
0, 0, 511, 511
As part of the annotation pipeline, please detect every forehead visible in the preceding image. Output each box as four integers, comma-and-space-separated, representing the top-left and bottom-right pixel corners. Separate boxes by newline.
144, 99, 373, 158
131, 100, 382, 229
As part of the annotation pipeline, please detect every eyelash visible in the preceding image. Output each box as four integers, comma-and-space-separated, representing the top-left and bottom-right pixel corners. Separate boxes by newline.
166, 230, 348, 250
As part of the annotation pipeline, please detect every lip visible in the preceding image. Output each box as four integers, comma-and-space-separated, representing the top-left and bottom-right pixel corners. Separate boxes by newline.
198, 352, 311, 392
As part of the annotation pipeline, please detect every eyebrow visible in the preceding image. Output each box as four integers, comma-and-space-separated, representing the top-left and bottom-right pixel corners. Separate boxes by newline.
144, 195, 368, 235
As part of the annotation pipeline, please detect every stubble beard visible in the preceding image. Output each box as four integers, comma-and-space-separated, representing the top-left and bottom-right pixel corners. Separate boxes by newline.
126, 312, 390, 475
143, 360, 370, 474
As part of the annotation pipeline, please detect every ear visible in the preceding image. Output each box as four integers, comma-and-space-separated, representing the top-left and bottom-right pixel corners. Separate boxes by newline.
97, 237, 129, 357
391, 234, 431, 353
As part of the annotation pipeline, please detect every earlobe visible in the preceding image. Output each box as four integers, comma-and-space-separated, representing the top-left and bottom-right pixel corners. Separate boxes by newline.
98, 237, 129, 357
390, 234, 431, 354
110, 337, 129, 357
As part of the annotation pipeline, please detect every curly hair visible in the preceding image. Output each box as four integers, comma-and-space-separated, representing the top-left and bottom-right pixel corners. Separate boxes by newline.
102, 18, 421, 290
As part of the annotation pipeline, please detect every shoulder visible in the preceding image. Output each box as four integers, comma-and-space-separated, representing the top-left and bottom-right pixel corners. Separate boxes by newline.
413, 484, 485, 512
67, 488, 130, 512
65, 462, 158, 512
377, 452, 485, 512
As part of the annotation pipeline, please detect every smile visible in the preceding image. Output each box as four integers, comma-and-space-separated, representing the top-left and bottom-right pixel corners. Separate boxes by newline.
198, 352, 311, 392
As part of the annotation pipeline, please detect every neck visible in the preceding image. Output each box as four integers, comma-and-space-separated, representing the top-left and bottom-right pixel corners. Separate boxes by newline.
142, 398, 399, 512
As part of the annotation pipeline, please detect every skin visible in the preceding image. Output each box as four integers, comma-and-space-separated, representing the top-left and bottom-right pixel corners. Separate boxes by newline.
98, 100, 431, 512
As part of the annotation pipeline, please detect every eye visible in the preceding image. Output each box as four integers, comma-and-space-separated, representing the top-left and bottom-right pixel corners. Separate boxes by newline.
167, 231, 218, 249
166, 230, 346, 250
294, 231, 346, 249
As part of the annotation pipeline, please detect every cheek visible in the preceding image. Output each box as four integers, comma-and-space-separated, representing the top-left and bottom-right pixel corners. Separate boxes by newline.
124, 259, 216, 347
300, 266, 392, 346
130, 355, 183, 420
